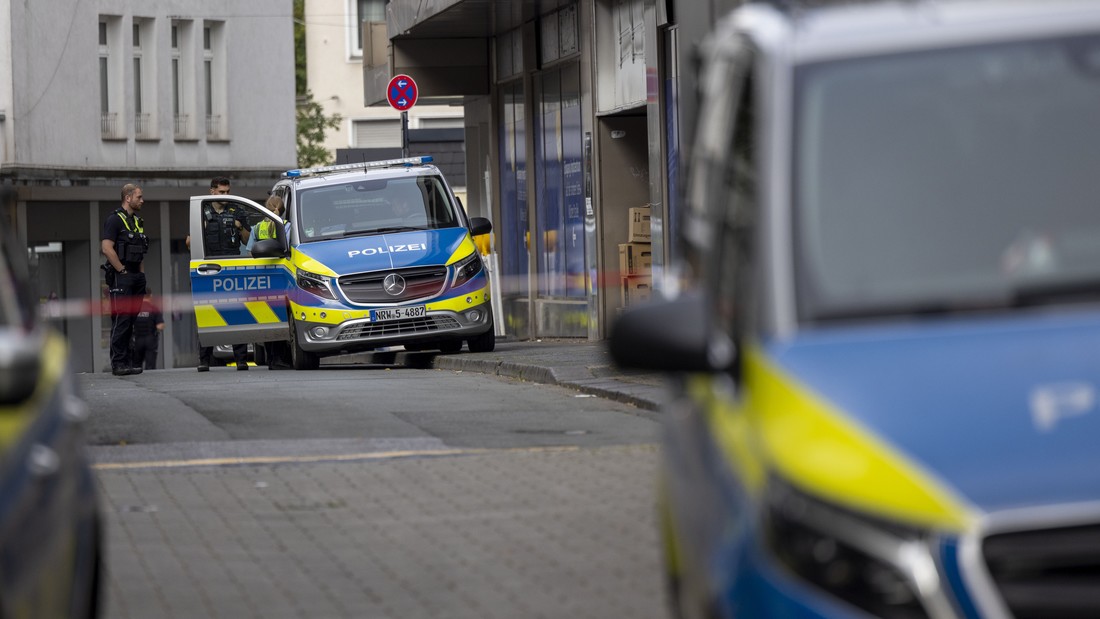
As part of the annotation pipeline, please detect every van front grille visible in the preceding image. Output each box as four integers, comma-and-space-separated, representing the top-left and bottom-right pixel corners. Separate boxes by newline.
337, 266, 447, 303
982, 522, 1100, 619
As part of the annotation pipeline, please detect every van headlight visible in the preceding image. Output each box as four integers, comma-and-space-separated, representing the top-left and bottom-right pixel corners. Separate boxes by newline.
451, 252, 484, 288
296, 269, 336, 300
762, 478, 950, 619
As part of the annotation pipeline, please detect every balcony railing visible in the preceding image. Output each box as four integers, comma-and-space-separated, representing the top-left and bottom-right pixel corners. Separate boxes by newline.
174, 114, 190, 139
205, 114, 222, 139
134, 112, 152, 138
100, 112, 119, 138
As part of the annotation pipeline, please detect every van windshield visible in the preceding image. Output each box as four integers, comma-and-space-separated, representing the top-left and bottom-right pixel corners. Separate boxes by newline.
794, 33, 1100, 323
296, 175, 459, 242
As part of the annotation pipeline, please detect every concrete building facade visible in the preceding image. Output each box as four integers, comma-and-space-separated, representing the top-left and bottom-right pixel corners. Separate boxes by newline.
0, 0, 297, 372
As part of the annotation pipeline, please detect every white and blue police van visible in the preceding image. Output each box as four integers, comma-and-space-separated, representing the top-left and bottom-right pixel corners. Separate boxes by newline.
188, 156, 495, 370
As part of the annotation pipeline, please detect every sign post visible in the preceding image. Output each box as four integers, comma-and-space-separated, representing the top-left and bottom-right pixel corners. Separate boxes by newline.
386, 74, 418, 158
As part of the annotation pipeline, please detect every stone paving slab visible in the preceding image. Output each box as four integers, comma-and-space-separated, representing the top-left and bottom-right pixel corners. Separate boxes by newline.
97, 444, 668, 619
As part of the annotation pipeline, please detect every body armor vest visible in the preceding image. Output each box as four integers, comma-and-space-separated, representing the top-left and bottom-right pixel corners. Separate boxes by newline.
203, 205, 242, 253
114, 208, 149, 264
133, 306, 157, 337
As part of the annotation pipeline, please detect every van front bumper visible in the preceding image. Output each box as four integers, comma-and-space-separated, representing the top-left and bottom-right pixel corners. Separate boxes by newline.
293, 300, 493, 353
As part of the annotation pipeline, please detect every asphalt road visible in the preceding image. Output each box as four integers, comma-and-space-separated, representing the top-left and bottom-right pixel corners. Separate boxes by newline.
80, 365, 669, 619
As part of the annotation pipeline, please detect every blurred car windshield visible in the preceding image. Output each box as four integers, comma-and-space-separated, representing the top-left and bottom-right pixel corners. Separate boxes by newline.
296, 175, 459, 242
794, 33, 1100, 323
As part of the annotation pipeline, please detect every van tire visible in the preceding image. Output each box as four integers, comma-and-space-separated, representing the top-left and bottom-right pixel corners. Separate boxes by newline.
466, 314, 496, 353
289, 314, 320, 370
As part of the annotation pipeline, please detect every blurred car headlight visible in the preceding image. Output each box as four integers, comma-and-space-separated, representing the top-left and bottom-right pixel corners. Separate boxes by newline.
762, 478, 955, 619
451, 252, 484, 288
296, 269, 336, 300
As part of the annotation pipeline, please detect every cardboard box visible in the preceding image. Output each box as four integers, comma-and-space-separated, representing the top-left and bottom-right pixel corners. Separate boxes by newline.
621, 275, 653, 306
628, 207, 651, 242
618, 243, 653, 276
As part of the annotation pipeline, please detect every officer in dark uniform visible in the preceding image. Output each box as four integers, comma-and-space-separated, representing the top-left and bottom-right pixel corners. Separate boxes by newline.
131, 291, 164, 370
195, 176, 251, 371
101, 183, 149, 376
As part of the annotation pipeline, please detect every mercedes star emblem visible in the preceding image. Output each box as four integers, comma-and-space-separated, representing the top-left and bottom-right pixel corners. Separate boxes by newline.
383, 273, 406, 296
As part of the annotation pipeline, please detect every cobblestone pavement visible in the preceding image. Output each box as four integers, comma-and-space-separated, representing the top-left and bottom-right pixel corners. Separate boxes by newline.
96, 443, 667, 619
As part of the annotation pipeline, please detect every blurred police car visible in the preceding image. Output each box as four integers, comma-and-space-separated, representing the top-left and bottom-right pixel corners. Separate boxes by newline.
611, 1, 1100, 618
0, 225, 101, 616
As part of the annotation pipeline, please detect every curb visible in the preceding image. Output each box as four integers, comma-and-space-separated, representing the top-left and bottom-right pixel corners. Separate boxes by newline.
341, 350, 663, 411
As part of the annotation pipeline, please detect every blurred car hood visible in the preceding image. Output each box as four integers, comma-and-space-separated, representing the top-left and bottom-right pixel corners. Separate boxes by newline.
768, 309, 1100, 513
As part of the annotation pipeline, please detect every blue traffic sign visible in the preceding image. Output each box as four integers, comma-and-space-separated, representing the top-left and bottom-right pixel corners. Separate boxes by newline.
387, 74, 418, 111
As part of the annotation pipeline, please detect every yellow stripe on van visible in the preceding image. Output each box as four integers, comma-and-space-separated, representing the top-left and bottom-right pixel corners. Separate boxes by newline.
194, 305, 228, 328
245, 301, 281, 324
445, 236, 478, 264
710, 345, 974, 532
293, 255, 338, 277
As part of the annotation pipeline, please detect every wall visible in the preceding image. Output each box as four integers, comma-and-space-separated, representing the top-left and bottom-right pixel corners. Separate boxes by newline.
6, 0, 296, 173
0, 1, 11, 164
305, 0, 464, 166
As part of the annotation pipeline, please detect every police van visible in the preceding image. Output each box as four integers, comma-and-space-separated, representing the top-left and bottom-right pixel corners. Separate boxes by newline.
188, 156, 495, 370
611, 1, 1100, 618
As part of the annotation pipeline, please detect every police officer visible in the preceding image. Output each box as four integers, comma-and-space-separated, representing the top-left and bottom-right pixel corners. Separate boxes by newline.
101, 183, 149, 376
195, 176, 250, 371
131, 291, 164, 370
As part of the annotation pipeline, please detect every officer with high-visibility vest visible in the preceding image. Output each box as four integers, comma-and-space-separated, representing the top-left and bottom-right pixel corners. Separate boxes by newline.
101, 183, 149, 376
254, 194, 285, 242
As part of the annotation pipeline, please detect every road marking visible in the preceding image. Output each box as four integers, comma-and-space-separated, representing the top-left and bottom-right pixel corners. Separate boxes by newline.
92, 445, 585, 471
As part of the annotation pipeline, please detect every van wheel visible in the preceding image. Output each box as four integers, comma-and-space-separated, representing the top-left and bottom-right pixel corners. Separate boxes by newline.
466, 314, 495, 353
289, 314, 320, 370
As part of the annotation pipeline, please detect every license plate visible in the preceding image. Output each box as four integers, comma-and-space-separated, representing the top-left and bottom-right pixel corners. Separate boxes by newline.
370, 305, 426, 321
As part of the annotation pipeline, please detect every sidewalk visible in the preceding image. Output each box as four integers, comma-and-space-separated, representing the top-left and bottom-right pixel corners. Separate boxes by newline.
330, 338, 667, 411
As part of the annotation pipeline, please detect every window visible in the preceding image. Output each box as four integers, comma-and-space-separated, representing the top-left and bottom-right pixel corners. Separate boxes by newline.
132, 18, 155, 138
616, 0, 645, 67
171, 25, 181, 135
171, 20, 195, 139
495, 29, 523, 82
202, 21, 227, 139
352, 119, 401, 148
539, 4, 580, 67
351, 0, 386, 57
793, 34, 1100, 323
416, 117, 464, 130
99, 16, 121, 139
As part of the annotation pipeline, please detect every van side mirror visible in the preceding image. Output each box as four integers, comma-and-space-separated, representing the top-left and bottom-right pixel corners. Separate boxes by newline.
469, 217, 492, 237
0, 330, 42, 404
608, 293, 734, 373
251, 238, 285, 258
